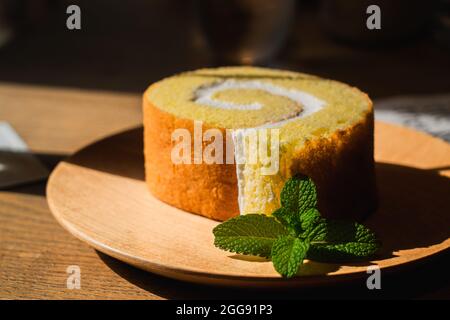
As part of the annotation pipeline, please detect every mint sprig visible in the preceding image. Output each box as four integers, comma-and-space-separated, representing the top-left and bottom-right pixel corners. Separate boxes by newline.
213, 175, 381, 278
281, 174, 317, 213
272, 235, 309, 278
213, 214, 289, 258
305, 220, 381, 262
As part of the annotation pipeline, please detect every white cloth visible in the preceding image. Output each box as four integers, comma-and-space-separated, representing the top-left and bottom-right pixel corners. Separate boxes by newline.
375, 94, 450, 142
0, 122, 48, 188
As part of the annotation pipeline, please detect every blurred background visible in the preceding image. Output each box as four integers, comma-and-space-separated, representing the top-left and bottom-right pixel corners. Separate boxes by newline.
0, 0, 449, 97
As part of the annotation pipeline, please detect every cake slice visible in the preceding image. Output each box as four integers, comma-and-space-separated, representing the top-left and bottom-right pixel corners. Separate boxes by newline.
143, 67, 376, 221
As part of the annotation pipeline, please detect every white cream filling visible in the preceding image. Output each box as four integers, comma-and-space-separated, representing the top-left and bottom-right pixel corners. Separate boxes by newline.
194, 79, 326, 215
194, 79, 324, 114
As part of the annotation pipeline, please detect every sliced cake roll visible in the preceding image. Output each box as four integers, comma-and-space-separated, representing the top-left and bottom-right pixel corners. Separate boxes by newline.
143, 67, 376, 221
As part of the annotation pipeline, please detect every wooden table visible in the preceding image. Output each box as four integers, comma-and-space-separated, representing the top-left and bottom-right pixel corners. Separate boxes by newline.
1, 83, 449, 300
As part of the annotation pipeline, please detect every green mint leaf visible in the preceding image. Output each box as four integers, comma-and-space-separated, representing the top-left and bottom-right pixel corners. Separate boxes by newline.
305, 220, 380, 262
212, 173, 382, 278
213, 214, 289, 258
274, 175, 319, 231
299, 208, 321, 232
271, 235, 309, 278
272, 207, 300, 234
280, 174, 317, 214
272, 207, 291, 226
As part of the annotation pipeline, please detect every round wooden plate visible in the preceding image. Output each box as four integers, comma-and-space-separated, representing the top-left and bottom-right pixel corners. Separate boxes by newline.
47, 122, 450, 287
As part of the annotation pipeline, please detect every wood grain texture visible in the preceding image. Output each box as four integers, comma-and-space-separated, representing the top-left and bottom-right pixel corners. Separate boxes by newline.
0, 192, 163, 299
0, 83, 142, 154
1, 84, 450, 299
46, 122, 450, 287
0, 84, 156, 299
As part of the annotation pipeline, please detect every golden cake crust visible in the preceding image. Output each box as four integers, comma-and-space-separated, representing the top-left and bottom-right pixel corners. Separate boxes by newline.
143, 93, 239, 221
143, 84, 376, 221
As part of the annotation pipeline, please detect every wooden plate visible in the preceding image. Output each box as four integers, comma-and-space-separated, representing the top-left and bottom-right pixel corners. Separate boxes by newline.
47, 122, 450, 287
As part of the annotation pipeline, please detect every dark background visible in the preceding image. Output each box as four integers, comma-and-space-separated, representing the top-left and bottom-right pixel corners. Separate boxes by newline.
0, 0, 449, 97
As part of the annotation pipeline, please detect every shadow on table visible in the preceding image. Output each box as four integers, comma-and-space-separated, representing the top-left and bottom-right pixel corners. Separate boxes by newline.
96, 249, 450, 299
67, 127, 145, 181
0, 151, 67, 196
371, 162, 450, 258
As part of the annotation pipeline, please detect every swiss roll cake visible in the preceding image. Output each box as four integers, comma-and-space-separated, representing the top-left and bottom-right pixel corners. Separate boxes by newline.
143, 67, 377, 221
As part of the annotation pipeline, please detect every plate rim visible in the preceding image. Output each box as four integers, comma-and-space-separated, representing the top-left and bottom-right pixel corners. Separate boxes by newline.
46, 121, 450, 287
